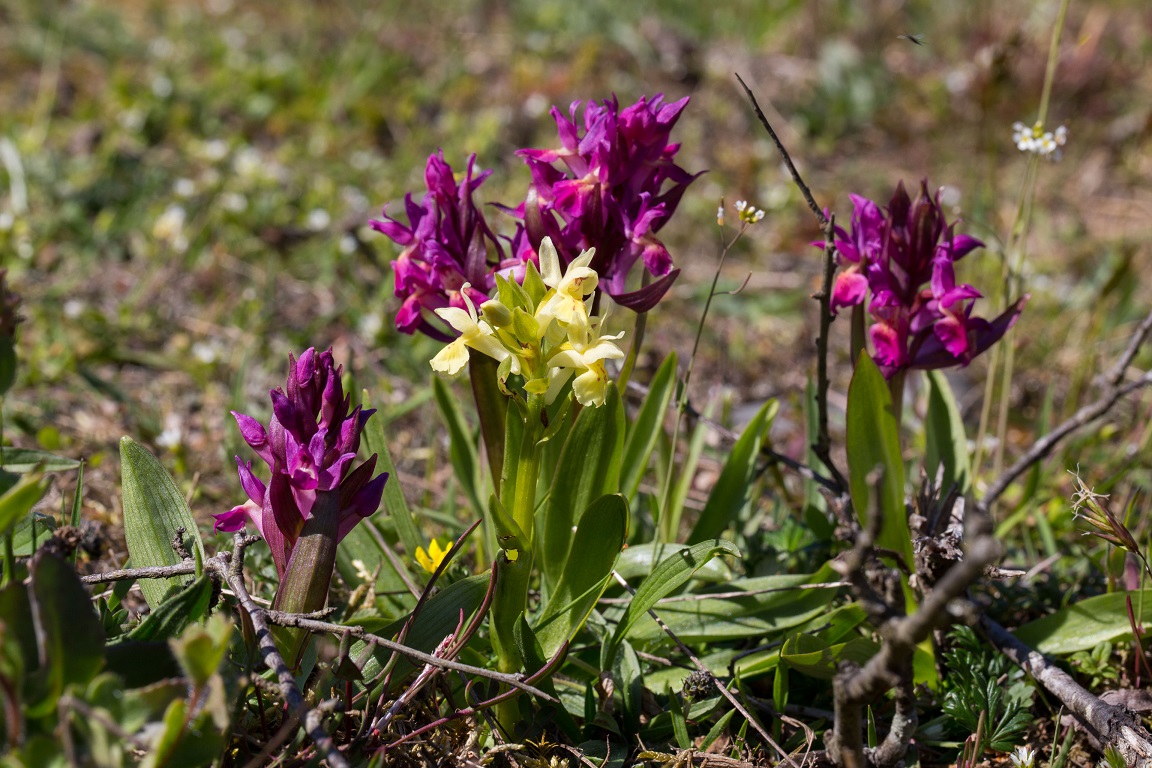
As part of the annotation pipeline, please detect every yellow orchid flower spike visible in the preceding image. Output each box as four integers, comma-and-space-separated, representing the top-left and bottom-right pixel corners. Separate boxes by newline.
430, 284, 516, 376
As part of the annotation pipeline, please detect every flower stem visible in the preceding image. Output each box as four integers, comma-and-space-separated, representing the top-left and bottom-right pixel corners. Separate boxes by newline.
271, 491, 341, 668
490, 393, 545, 731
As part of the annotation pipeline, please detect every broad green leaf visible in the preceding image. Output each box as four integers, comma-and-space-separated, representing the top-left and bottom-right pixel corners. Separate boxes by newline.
542, 386, 625, 590
846, 354, 912, 567
0, 471, 50, 538
535, 494, 628, 659
11, 511, 56, 556
733, 604, 868, 679
621, 352, 677, 501
433, 377, 484, 517
169, 614, 233, 688
0, 581, 36, 671
0, 447, 82, 473
469, 353, 509, 492
362, 390, 422, 562
120, 574, 214, 643
781, 633, 880, 680
356, 572, 491, 684
119, 437, 204, 608
1014, 591, 1152, 654
28, 552, 105, 715
924, 370, 971, 494
622, 564, 840, 646
615, 543, 733, 583
604, 539, 741, 667
686, 400, 777, 544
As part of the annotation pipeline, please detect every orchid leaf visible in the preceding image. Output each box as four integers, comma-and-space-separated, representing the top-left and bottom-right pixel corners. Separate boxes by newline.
1014, 590, 1152, 654
535, 493, 627, 659
119, 438, 204, 609
846, 354, 912, 567
362, 390, 422, 561
120, 573, 214, 643
432, 377, 484, 518
621, 351, 677, 502
542, 385, 624, 591
687, 400, 776, 544
0, 471, 50, 539
603, 539, 741, 668
0, 447, 82, 473
924, 370, 971, 494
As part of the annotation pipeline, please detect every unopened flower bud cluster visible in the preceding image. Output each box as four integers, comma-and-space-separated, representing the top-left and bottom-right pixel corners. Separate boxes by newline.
734, 199, 766, 224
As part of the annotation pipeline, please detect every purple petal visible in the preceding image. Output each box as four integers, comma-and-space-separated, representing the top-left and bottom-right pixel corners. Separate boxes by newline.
609, 268, 680, 312
235, 457, 267, 506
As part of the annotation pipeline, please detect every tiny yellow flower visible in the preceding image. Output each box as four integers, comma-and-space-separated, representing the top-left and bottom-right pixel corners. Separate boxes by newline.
415, 539, 453, 574
430, 284, 515, 376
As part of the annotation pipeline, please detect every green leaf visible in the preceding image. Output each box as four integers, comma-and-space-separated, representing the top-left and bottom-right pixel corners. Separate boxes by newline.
120, 574, 214, 643
621, 352, 677, 501
11, 511, 56, 556
119, 437, 204, 608
28, 552, 105, 715
614, 543, 733, 583
0, 447, 82, 473
780, 633, 880, 680
846, 354, 912, 566
622, 565, 841, 645
687, 400, 777, 544
169, 614, 233, 688
1014, 591, 1152, 654
356, 572, 491, 685
433, 377, 484, 517
535, 494, 628, 659
361, 390, 422, 561
669, 686, 691, 749
542, 385, 625, 590
924, 370, 971, 494
604, 539, 741, 668
0, 471, 50, 539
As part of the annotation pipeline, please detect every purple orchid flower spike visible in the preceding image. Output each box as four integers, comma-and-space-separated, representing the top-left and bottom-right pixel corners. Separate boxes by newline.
514, 94, 702, 312
371, 152, 506, 339
213, 348, 387, 581
828, 179, 1027, 379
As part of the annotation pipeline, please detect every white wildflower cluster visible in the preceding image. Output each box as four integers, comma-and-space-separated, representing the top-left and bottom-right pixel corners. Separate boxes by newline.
734, 199, 766, 224
1012, 121, 1067, 160
430, 237, 625, 408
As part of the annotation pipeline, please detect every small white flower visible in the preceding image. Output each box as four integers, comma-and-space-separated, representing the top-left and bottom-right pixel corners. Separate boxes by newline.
1009, 745, 1036, 768
735, 200, 748, 212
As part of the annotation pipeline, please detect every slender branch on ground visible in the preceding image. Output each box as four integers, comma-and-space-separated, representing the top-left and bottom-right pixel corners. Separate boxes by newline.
736, 72, 848, 493
982, 615, 1152, 767
379, 640, 569, 753
81, 560, 196, 584
978, 368, 1152, 512
260, 610, 554, 702
611, 571, 802, 768
206, 534, 350, 768
1104, 307, 1152, 388
826, 525, 1000, 768
734, 73, 827, 228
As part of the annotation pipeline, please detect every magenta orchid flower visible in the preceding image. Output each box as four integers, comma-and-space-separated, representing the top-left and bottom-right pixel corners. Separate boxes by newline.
370, 152, 506, 339
213, 348, 387, 579
512, 93, 701, 311
822, 180, 1027, 378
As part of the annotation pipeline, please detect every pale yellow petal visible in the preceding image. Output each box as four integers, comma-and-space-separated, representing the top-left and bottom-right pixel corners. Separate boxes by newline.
430, 338, 469, 375
539, 237, 562, 287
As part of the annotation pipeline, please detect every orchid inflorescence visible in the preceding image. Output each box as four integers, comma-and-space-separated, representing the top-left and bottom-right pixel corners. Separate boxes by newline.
429, 236, 625, 409
370, 94, 699, 340
825, 180, 1027, 379
213, 348, 387, 579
